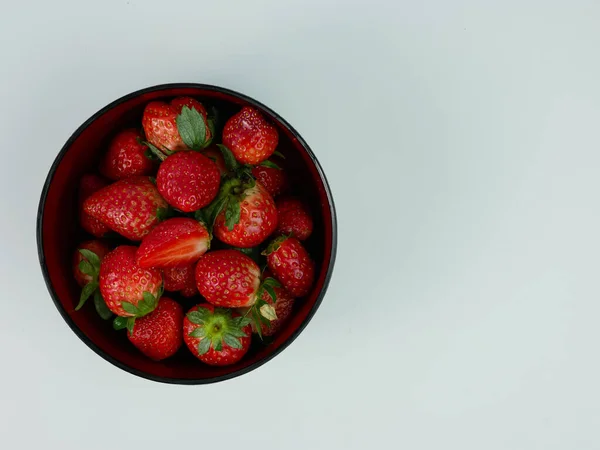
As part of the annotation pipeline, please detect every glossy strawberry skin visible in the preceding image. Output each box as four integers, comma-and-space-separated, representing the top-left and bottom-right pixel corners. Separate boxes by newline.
72, 240, 110, 287
251, 165, 287, 197
222, 106, 279, 164
156, 151, 221, 212
79, 174, 110, 237
195, 250, 260, 307
100, 129, 154, 180
163, 265, 198, 297
83, 176, 168, 241
183, 304, 251, 366
275, 198, 313, 241
214, 182, 278, 248
142, 97, 211, 153
128, 297, 183, 361
99, 246, 163, 317
266, 237, 315, 297
136, 218, 209, 269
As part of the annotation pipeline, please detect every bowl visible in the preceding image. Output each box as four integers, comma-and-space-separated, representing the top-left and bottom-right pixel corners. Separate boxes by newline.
37, 83, 337, 384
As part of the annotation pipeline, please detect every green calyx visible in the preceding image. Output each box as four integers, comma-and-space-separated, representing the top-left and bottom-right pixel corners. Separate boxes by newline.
76, 249, 112, 320
113, 285, 164, 334
176, 106, 212, 150
245, 277, 282, 339
196, 173, 256, 235
262, 235, 289, 256
186, 307, 251, 355
142, 140, 171, 161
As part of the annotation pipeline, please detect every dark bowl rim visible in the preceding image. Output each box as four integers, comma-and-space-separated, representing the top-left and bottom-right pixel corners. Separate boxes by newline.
36, 83, 337, 385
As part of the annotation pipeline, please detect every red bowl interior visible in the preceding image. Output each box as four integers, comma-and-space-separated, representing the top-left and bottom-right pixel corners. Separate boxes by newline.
38, 84, 336, 383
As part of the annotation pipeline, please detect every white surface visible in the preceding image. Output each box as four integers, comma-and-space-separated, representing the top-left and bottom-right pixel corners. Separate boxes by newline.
1, 0, 599, 448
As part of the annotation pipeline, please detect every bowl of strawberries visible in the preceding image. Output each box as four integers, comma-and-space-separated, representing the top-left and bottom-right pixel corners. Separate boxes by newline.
37, 83, 336, 384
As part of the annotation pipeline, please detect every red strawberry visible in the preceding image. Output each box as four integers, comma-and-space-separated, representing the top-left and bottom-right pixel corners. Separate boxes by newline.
240, 272, 295, 337
163, 265, 198, 297
156, 151, 221, 212
79, 174, 110, 237
222, 106, 279, 164
99, 246, 163, 317
251, 164, 287, 197
213, 181, 277, 248
202, 146, 228, 175
275, 198, 313, 240
136, 217, 209, 269
100, 129, 154, 180
83, 176, 168, 241
183, 304, 252, 366
127, 297, 183, 361
73, 240, 110, 287
142, 97, 212, 153
72, 240, 113, 319
265, 236, 315, 297
195, 250, 260, 308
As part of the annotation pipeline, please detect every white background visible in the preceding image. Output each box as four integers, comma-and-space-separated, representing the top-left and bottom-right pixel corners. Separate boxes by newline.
1, 0, 599, 448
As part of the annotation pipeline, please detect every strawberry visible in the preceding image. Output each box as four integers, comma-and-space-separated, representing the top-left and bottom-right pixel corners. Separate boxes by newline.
251, 164, 287, 197
239, 272, 295, 337
124, 297, 183, 361
142, 97, 212, 154
212, 181, 277, 248
264, 236, 315, 297
222, 106, 279, 164
156, 151, 221, 212
79, 174, 110, 237
99, 246, 163, 322
136, 217, 209, 269
163, 265, 198, 297
83, 176, 168, 241
100, 129, 154, 180
275, 198, 313, 241
183, 304, 252, 366
72, 240, 112, 319
194, 249, 260, 308
202, 146, 228, 175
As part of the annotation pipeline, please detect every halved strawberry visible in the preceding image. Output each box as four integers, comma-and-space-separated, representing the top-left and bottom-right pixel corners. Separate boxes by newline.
136, 218, 210, 269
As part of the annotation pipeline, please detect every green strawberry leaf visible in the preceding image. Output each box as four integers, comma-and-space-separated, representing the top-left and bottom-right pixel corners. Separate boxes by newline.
121, 302, 139, 315
273, 151, 285, 159
156, 206, 173, 222
223, 333, 243, 349
252, 308, 264, 340
263, 284, 277, 304
263, 277, 281, 288
78, 249, 101, 271
144, 148, 159, 161
143, 291, 158, 310
75, 281, 98, 310
149, 176, 157, 185
189, 327, 207, 338
206, 119, 216, 146
113, 316, 128, 330
143, 141, 168, 161
93, 291, 112, 320
177, 106, 207, 150
224, 198, 241, 231
213, 336, 223, 352
187, 309, 210, 325
126, 317, 135, 334
224, 327, 247, 338
259, 160, 281, 170
197, 337, 211, 355
78, 259, 95, 277
217, 144, 239, 171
